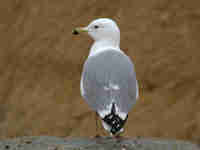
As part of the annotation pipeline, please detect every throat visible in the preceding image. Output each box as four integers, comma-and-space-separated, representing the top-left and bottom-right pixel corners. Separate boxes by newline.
89, 40, 121, 57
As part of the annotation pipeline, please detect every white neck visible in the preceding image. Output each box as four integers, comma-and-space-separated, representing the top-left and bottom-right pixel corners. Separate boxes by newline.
89, 39, 121, 57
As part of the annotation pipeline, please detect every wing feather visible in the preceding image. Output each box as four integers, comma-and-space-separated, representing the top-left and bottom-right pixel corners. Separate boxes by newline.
80, 50, 138, 114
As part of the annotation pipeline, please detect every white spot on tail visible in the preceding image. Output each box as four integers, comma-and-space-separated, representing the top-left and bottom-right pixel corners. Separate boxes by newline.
103, 86, 110, 91
115, 106, 127, 120
99, 109, 110, 118
98, 101, 127, 120
99, 103, 113, 118
112, 84, 120, 90
103, 83, 120, 91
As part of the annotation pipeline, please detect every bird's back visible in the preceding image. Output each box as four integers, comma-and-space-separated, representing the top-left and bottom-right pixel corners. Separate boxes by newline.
81, 49, 138, 135
81, 50, 137, 114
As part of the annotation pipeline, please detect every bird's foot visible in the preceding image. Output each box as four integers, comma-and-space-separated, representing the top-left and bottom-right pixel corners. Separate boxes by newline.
114, 133, 125, 143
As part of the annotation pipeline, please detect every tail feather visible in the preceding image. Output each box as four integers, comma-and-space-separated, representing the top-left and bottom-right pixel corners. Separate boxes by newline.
102, 103, 128, 135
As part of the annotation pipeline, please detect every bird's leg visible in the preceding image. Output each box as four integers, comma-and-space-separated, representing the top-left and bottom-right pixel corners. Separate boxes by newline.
95, 112, 101, 138
115, 133, 123, 139
115, 129, 125, 142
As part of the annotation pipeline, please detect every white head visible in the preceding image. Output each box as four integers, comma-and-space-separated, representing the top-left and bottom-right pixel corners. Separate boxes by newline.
87, 18, 120, 42
73, 18, 120, 44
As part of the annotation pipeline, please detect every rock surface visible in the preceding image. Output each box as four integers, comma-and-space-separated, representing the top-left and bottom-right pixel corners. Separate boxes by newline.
0, 136, 199, 150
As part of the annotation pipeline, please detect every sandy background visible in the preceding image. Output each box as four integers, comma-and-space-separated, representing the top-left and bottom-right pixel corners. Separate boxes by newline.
0, 0, 200, 142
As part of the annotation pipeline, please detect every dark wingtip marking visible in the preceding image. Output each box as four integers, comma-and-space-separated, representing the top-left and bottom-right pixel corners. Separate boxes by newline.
102, 103, 128, 135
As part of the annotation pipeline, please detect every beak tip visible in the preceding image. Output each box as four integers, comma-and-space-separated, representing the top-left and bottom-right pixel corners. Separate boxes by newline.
72, 29, 79, 35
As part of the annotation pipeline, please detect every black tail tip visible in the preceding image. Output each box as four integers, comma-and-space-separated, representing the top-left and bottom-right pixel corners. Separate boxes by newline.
103, 113, 128, 135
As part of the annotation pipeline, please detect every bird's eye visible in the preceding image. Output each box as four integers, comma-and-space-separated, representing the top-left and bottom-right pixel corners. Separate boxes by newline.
94, 25, 99, 29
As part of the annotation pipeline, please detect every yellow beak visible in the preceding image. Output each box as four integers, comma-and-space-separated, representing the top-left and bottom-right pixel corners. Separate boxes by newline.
72, 27, 88, 35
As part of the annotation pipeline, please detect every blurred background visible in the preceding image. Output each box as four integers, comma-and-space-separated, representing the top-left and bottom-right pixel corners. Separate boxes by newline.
0, 0, 200, 142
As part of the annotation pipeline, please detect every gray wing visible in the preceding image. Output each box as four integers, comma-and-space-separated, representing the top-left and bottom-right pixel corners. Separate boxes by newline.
81, 50, 137, 114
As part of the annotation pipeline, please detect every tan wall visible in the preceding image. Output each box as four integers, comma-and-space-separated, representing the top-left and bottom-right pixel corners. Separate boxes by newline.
0, 0, 200, 142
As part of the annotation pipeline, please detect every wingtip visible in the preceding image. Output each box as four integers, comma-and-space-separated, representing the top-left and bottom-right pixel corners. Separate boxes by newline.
102, 104, 128, 135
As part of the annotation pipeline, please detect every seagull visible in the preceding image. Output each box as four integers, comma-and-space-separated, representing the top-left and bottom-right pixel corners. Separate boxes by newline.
73, 18, 139, 136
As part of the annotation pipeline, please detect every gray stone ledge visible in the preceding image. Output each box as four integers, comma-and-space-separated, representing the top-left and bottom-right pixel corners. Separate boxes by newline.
0, 136, 199, 150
